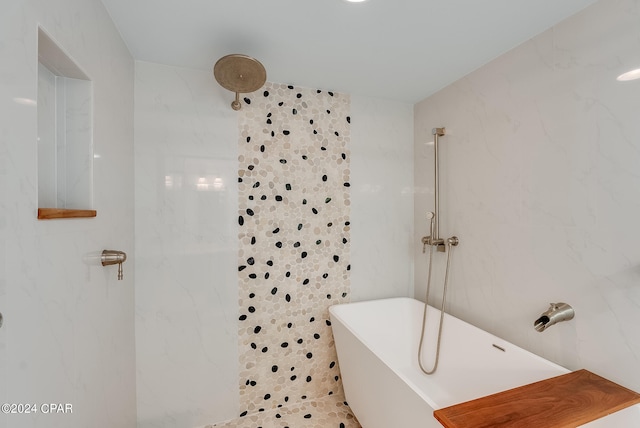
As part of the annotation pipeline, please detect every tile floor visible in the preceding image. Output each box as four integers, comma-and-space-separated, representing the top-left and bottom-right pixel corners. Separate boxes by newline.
209, 393, 361, 428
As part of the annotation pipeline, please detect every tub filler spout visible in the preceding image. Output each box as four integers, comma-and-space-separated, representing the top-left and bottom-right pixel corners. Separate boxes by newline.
534, 302, 574, 332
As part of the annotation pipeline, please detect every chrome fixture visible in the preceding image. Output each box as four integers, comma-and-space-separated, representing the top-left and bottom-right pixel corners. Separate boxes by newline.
418, 127, 460, 375
213, 54, 267, 110
421, 128, 448, 252
433, 127, 445, 250
534, 303, 574, 332
101, 250, 127, 280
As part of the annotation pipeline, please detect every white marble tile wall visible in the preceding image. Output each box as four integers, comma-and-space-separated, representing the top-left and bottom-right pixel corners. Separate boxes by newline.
0, 0, 136, 427
0, 152, 6, 424
134, 61, 240, 428
414, 0, 640, 394
134, 61, 414, 426
350, 95, 414, 301
60, 77, 93, 209
37, 63, 58, 208
37, 70, 93, 210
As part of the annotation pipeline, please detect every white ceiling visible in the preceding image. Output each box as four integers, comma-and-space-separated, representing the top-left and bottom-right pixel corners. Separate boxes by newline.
100, 0, 598, 103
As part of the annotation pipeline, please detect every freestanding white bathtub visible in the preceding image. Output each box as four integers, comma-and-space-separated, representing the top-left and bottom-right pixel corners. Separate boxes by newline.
329, 297, 570, 428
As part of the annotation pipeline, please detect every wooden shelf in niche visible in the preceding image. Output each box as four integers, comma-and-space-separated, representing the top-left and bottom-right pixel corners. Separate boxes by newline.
38, 208, 97, 220
37, 28, 94, 218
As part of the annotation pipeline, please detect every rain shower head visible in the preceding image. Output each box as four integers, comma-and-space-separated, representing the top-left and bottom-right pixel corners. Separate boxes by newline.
213, 54, 266, 110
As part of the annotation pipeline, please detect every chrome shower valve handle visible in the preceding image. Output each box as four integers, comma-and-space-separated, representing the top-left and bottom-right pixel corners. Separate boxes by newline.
101, 250, 127, 280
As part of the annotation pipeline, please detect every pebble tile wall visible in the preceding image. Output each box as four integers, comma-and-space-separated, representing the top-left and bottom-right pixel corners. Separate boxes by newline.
209, 393, 360, 428
236, 83, 352, 418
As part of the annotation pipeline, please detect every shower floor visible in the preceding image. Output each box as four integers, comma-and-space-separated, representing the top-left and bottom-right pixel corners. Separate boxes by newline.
208, 393, 361, 428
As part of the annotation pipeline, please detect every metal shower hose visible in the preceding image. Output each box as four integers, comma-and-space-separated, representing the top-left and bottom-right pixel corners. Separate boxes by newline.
418, 238, 456, 375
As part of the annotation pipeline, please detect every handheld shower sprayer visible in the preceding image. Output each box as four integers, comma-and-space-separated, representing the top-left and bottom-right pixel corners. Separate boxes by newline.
427, 211, 435, 232
421, 212, 436, 253
421, 211, 452, 253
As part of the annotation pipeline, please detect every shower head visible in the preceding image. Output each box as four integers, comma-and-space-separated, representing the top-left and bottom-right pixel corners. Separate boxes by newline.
213, 54, 266, 110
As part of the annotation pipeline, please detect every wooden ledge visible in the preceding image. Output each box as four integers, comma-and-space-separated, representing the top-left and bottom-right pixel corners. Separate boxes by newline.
38, 208, 97, 219
434, 369, 640, 428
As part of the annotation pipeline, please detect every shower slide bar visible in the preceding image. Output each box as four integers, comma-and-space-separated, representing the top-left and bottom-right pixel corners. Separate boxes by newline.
418, 127, 459, 375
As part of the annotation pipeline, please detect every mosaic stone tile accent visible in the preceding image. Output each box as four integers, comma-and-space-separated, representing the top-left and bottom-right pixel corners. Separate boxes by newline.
237, 83, 351, 417
209, 393, 361, 428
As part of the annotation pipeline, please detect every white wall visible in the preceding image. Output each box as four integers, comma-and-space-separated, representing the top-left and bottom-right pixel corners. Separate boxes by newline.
134, 61, 240, 428
134, 61, 414, 427
0, 0, 136, 427
414, 0, 640, 392
351, 95, 415, 301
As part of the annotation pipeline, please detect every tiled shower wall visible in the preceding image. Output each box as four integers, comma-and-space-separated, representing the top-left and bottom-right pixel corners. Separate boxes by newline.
134, 61, 414, 428
414, 0, 640, 395
237, 84, 351, 414
1, 0, 136, 427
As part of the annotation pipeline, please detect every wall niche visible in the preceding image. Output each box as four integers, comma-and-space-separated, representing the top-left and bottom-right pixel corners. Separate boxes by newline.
37, 28, 95, 219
